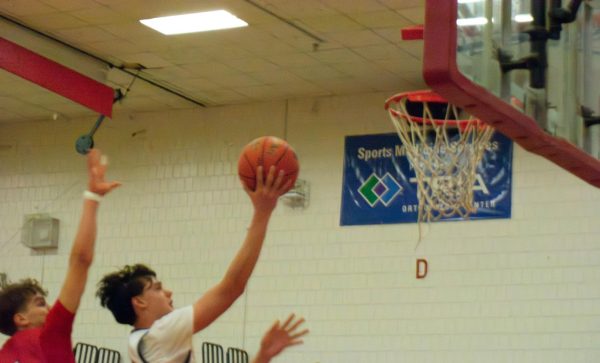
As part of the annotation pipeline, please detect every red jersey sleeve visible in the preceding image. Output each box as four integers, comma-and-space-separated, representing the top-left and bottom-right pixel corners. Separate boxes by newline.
39, 299, 76, 363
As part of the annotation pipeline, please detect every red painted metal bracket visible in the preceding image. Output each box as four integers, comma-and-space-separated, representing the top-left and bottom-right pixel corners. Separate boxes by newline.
0, 37, 114, 117
423, 0, 600, 188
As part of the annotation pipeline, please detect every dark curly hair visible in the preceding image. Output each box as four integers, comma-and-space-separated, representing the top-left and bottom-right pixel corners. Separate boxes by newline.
0, 278, 47, 336
96, 264, 156, 326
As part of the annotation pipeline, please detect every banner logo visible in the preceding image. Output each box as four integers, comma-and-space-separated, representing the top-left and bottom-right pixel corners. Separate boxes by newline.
358, 173, 402, 207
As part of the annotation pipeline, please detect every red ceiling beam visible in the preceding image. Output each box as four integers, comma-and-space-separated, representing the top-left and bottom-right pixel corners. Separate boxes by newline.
0, 37, 113, 117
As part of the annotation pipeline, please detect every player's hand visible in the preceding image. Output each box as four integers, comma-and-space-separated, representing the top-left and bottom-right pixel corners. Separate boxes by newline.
244, 166, 292, 213
87, 149, 121, 196
257, 314, 308, 361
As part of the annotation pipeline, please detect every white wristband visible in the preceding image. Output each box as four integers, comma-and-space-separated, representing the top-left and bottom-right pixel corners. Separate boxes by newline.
83, 190, 103, 202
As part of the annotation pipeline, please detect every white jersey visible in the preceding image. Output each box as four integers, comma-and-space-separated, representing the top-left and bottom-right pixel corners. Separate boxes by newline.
129, 306, 196, 363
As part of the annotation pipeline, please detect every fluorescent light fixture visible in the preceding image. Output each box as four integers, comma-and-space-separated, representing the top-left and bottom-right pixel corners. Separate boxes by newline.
140, 10, 248, 35
514, 13, 534, 23
458, 0, 483, 3
457, 17, 489, 26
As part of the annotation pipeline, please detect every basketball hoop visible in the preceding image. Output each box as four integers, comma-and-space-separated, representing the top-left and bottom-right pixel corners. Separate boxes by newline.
385, 90, 495, 223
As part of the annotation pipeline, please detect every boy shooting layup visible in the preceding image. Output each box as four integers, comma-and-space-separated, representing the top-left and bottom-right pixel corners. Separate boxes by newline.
0, 149, 120, 362
97, 166, 305, 362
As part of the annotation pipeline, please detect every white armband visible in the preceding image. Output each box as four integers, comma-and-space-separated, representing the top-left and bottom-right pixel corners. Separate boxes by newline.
83, 190, 103, 202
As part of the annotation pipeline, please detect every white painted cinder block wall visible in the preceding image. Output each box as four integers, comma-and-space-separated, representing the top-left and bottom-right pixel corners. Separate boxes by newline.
1, 92, 599, 363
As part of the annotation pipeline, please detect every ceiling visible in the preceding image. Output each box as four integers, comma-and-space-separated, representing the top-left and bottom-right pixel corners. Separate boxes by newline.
0, 0, 426, 123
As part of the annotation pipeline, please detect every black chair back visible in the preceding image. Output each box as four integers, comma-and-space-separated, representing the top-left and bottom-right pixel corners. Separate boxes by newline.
226, 347, 249, 363
202, 342, 225, 363
97, 347, 122, 363
73, 342, 99, 363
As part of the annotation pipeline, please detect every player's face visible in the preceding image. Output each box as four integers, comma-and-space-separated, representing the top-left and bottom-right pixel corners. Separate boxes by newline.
16, 293, 50, 330
141, 278, 174, 318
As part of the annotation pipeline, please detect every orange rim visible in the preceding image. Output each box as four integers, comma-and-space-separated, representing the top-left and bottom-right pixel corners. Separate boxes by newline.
385, 90, 489, 129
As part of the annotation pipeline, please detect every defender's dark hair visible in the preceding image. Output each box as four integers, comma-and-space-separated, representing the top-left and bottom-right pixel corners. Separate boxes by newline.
0, 278, 47, 336
96, 264, 156, 326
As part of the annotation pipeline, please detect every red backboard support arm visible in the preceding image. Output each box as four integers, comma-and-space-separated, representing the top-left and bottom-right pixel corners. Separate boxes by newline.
0, 37, 114, 118
423, 0, 600, 188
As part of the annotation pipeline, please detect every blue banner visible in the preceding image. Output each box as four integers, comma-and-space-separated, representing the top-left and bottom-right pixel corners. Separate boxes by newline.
340, 132, 513, 225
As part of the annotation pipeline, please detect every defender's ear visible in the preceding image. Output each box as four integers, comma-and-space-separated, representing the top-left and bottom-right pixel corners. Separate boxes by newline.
131, 295, 147, 310
13, 312, 28, 329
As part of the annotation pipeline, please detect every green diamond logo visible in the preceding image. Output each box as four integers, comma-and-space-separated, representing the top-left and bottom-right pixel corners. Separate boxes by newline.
359, 174, 380, 206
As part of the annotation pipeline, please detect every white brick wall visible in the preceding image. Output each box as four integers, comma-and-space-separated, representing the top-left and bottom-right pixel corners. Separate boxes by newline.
1, 92, 599, 362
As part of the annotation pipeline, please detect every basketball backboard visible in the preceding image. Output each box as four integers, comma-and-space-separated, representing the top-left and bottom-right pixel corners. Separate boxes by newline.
423, 0, 600, 188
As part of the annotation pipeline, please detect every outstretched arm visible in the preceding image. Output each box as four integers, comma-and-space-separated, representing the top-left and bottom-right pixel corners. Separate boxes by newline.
193, 166, 291, 333
58, 149, 120, 313
252, 314, 309, 363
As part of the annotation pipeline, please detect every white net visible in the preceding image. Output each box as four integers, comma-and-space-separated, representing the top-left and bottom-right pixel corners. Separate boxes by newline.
386, 91, 495, 223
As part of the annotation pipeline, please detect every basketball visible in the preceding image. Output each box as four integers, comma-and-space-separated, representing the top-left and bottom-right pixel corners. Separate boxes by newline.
237, 136, 299, 192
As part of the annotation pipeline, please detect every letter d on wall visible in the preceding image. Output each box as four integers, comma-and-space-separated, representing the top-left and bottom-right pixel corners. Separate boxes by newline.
416, 258, 428, 279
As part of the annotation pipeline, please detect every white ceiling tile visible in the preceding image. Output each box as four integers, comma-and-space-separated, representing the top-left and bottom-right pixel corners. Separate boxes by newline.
351, 44, 416, 61
0, 0, 56, 16
329, 61, 385, 76
310, 48, 366, 64
373, 58, 423, 76
312, 78, 375, 93
0, 73, 47, 96
289, 65, 347, 81
249, 69, 305, 84
95, 0, 233, 20
235, 85, 287, 100
69, 6, 133, 24
265, 82, 329, 99
98, 21, 157, 38
275, 80, 328, 93
53, 26, 120, 43
324, 29, 388, 47
194, 88, 247, 105
87, 39, 148, 59
19, 12, 88, 30
268, 53, 321, 68
121, 53, 174, 68
348, 10, 413, 28
0, 96, 53, 118
214, 74, 261, 88
176, 77, 222, 92
402, 75, 427, 89
260, 0, 337, 19
191, 45, 254, 62
298, 14, 363, 33
40, 0, 101, 11
244, 39, 299, 56
42, 101, 96, 117
0, 109, 28, 123
224, 58, 279, 73
394, 40, 423, 59
219, 1, 279, 25
320, 0, 387, 13
114, 36, 173, 53
146, 93, 196, 109
372, 27, 409, 45
115, 96, 173, 112
249, 22, 325, 53
395, 6, 425, 24
377, 0, 424, 10
143, 66, 196, 81
106, 68, 139, 87
159, 47, 210, 65
353, 71, 406, 92
180, 63, 239, 78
